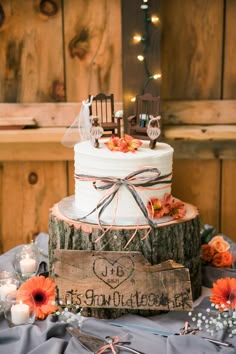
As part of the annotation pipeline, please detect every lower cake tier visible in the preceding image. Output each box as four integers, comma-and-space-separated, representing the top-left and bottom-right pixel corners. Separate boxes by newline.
49, 202, 201, 319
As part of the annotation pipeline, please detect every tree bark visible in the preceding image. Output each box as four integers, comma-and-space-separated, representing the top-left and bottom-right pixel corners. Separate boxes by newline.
49, 203, 201, 318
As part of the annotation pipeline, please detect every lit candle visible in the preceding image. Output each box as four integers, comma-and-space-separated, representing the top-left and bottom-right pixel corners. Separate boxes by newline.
11, 301, 30, 325
0, 282, 17, 301
20, 255, 36, 274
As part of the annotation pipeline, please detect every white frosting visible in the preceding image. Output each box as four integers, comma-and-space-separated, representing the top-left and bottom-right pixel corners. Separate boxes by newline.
74, 140, 173, 225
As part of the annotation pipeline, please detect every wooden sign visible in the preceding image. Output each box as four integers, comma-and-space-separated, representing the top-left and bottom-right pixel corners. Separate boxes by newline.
53, 250, 193, 311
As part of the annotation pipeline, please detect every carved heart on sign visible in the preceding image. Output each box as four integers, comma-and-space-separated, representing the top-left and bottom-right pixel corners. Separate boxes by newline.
93, 256, 134, 289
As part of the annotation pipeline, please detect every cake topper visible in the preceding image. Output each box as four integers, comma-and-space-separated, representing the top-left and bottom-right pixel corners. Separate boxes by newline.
61, 96, 94, 148
147, 115, 161, 149
90, 117, 104, 148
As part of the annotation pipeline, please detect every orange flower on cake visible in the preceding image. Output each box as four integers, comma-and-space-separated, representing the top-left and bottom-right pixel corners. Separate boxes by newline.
147, 193, 186, 220
18, 275, 56, 320
147, 198, 167, 218
104, 135, 142, 153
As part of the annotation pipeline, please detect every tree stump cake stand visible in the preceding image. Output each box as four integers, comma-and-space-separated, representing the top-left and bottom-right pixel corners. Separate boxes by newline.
49, 200, 201, 319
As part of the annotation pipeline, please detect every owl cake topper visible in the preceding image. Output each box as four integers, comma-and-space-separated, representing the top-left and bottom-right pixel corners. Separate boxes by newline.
147, 115, 161, 149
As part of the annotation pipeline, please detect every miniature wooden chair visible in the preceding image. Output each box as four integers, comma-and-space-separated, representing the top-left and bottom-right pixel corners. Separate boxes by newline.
88, 93, 121, 137
127, 93, 160, 139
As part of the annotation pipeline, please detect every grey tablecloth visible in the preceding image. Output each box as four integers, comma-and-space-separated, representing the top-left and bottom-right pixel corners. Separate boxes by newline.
0, 234, 235, 354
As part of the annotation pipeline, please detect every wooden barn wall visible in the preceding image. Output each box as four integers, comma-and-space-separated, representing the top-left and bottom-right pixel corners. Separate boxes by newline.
161, 0, 235, 240
0, 0, 235, 252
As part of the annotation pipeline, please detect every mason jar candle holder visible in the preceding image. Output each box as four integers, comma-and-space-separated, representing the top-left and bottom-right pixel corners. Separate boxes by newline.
13, 244, 39, 281
4, 290, 36, 327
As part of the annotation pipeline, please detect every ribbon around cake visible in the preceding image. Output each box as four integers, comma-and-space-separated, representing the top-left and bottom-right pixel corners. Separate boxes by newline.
74, 167, 172, 230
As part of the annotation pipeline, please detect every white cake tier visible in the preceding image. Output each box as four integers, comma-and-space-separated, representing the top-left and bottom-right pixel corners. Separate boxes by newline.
74, 140, 173, 226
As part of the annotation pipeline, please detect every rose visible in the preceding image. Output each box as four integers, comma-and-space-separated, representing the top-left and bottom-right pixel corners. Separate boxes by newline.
212, 251, 234, 268
208, 235, 230, 253
201, 244, 215, 263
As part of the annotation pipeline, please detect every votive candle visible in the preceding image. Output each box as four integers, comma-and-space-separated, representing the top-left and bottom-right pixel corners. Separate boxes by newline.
11, 302, 30, 325
0, 282, 17, 301
20, 255, 36, 274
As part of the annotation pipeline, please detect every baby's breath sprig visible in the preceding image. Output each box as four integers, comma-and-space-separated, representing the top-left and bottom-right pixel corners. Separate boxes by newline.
188, 302, 236, 338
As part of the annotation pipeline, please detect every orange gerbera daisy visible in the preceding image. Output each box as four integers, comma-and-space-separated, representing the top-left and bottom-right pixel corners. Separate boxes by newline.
18, 275, 56, 320
210, 277, 236, 311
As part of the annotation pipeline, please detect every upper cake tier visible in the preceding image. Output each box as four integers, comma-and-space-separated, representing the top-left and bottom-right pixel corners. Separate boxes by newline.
74, 140, 173, 226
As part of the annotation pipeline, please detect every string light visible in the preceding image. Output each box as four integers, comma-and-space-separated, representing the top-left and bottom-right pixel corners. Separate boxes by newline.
132, 0, 161, 94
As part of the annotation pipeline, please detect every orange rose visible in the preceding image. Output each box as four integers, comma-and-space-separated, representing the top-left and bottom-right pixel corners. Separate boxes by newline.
208, 235, 230, 253
212, 251, 233, 268
201, 244, 215, 263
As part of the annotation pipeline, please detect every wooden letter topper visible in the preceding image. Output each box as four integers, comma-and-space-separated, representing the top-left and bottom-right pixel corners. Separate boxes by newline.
53, 250, 193, 311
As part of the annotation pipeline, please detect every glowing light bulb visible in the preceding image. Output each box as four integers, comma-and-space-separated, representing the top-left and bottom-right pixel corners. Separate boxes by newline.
153, 73, 161, 79
151, 15, 159, 24
137, 55, 144, 61
133, 34, 142, 43
131, 97, 136, 102
140, 4, 148, 9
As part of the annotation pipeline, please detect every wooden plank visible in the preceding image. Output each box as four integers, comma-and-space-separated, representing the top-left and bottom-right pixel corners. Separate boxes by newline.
0, 139, 236, 162
0, 143, 73, 161
163, 140, 236, 160
0, 100, 235, 128
1, 124, 236, 144
54, 250, 192, 311
223, 0, 236, 98
163, 125, 236, 140
1, 161, 68, 252
64, 0, 122, 102
161, 100, 236, 125
221, 160, 236, 242
172, 159, 220, 230
0, 127, 73, 143
0, 102, 123, 127
0, 0, 64, 103
0, 117, 36, 127
161, 0, 223, 100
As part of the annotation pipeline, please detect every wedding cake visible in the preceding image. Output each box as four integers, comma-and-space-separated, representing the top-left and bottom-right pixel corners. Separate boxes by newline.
74, 137, 176, 226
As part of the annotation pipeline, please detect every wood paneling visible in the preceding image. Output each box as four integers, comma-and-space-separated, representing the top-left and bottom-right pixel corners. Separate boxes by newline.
0, 102, 123, 127
0, 142, 73, 161
0, 0, 64, 103
161, 0, 223, 100
121, 0, 161, 129
63, 0, 122, 102
223, 0, 236, 98
160, 0, 224, 236
221, 160, 236, 240
221, 1, 236, 239
162, 100, 236, 125
172, 159, 220, 229
1, 161, 68, 252
0, 0, 235, 251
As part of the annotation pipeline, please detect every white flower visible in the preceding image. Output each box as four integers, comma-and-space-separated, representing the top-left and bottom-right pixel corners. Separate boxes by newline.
115, 110, 123, 118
